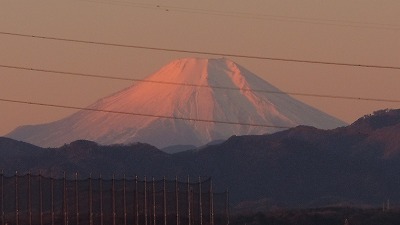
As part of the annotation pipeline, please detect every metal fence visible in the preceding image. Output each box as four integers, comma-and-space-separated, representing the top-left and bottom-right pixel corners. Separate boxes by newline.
0, 173, 229, 225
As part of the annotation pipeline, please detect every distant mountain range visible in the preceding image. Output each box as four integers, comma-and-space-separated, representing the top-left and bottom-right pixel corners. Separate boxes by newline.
1, 109, 400, 210
6, 57, 345, 149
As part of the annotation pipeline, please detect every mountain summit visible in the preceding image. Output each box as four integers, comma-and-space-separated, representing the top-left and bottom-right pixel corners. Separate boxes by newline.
7, 58, 346, 148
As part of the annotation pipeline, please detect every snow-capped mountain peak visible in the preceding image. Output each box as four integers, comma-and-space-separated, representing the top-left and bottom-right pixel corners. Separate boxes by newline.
7, 57, 346, 148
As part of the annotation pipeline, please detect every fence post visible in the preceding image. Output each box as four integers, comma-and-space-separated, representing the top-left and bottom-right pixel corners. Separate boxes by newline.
152, 178, 156, 225
163, 177, 166, 225
135, 175, 138, 225
210, 179, 214, 225
99, 174, 103, 225
51, 177, 55, 225
15, 171, 19, 225
75, 172, 79, 225
124, 174, 127, 225
144, 176, 148, 225
175, 176, 179, 225
1, 170, 3, 225
89, 174, 93, 225
63, 172, 67, 225
112, 174, 116, 225
28, 172, 32, 225
199, 177, 202, 225
225, 190, 229, 225
40, 172, 43, 225
187, 176, 191, 225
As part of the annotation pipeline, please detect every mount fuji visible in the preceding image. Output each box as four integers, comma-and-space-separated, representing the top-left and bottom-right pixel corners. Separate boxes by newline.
7, 58, 346, 148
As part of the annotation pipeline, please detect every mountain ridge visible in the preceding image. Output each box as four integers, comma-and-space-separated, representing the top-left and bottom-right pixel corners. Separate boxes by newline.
1, 109, 400, 210
7, 57, 346, 148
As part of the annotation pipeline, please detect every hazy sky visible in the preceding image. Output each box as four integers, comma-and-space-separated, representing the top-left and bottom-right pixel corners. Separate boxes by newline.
1, 0, 400, 136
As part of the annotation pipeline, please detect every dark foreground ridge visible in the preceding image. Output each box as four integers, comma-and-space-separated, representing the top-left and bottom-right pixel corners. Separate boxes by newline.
1, 109, 400, 210
230, 207, 400, 225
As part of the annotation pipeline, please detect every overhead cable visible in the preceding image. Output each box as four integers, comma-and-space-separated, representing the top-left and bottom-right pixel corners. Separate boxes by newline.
77, 0, 400, 31
0, 98, 292, 129
1, 31, 400, 70
1, 64, 400, 104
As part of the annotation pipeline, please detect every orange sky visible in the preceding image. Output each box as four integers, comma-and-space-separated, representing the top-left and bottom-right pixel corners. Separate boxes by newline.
1, 0, 400, 136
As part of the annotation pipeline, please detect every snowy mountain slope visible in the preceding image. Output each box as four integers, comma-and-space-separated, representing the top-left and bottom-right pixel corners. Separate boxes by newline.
7, 58, 346, 148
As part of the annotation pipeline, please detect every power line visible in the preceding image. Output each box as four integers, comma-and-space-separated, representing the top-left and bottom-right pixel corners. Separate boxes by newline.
77, 0, 400, 31
1, 64, 400, 104
0, 97, 292, 129
1, 31, 400, 70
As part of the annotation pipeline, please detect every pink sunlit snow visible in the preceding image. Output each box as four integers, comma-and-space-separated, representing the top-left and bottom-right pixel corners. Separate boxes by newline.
7, 58, 346, 148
